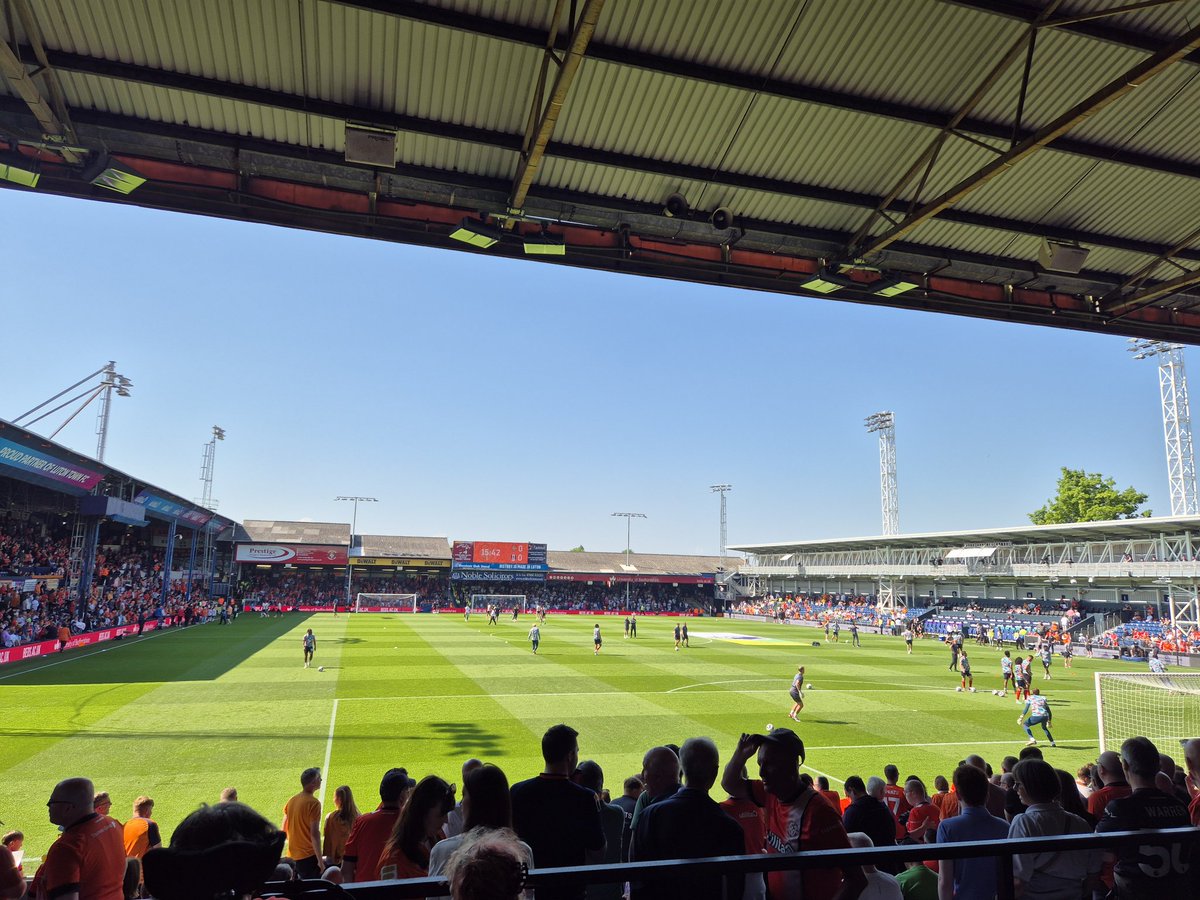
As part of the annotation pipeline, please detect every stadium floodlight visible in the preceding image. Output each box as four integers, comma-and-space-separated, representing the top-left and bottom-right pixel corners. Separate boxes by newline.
871, 276, 920, 298
0, 151, 40, 187
336, 496, 378, 610
450, 217, 503, 249
799, 267, 856, 294
1128, 338, 1197, 516
523, 233, 566, 256
83, 153, 147, 194
612, 512, 646, 609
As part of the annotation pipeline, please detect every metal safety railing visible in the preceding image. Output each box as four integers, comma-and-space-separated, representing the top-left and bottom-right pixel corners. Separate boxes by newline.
268, 826, 1200, 900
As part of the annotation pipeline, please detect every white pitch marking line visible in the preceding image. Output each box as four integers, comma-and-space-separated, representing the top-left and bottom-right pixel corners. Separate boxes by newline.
319, 698, 340, 808
803, 763, 844, 785
0, 624, 194, 681
667, 679, 779, 693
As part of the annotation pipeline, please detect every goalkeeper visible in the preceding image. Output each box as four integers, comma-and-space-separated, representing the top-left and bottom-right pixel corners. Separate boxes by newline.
1017, 689, 1056, 748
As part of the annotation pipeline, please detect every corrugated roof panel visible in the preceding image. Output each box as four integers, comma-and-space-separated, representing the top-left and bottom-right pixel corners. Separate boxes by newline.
1069, 65, 1200, 165
420, 0, 556, 31
396, 132, 517, 179
954, 149, 1107, 224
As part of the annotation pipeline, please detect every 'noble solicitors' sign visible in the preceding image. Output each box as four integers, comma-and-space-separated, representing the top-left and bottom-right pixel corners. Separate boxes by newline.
234, 544, 349, 565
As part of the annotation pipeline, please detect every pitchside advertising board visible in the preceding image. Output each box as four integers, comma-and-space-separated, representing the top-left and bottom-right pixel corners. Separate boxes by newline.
234, 544, 349, 565
450, 541, 548, 582
0, 620, 168, 667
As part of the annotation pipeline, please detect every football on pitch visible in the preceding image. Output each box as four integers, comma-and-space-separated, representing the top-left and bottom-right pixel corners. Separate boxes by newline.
318, 666, 325, 672
766, 723, 774, 732
805, 683, 813, 689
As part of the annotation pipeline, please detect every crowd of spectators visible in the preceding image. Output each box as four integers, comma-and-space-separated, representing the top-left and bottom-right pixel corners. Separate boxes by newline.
1, 520, 219, 650
730, 593, 897, 628
12, 727, 1200, 900
236, 569, 712, 614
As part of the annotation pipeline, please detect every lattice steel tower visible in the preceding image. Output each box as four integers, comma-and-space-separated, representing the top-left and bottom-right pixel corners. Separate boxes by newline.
865, 412, 899, 534
199, 426, 226, 511
1129, 340, 1198, 516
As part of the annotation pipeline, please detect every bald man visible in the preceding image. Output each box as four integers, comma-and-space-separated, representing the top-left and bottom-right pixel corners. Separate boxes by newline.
627, 746, 681, 856
964, 755, 1006, 819
1183, 738, 1200, 826
1087, 750, 1132, 820
39, 778, 125, 900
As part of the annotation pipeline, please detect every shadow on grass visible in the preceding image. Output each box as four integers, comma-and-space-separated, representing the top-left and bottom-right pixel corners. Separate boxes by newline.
429, 722, 505, 756
0, 615, 311, 686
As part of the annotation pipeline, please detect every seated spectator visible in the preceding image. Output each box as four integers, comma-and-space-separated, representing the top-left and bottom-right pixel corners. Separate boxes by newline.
445, 759, 484, 839
379, 775, 455, 879
444, 829, 529, 900
936, 763, 1008, 900
843, 776, 897, 872
817, 775, 842, 810
572, 760, 623, 900
1008, 758, 1099, 898
142, 802, 285, 900
36, 777, 126, 900
845, 832, 901, 899
928, 776, 959, 820
0, 844, 22, 900
895, 857, 937, 900
902, 779, 939, 845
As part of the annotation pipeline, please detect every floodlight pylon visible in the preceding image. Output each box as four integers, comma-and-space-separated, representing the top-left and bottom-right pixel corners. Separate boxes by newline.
1129, 340, 1198, 516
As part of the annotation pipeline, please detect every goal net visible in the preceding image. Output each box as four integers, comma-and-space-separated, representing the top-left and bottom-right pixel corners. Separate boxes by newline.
356, 593, 418, 613
471, 594, 528, 612
1095, 672, 1200, 752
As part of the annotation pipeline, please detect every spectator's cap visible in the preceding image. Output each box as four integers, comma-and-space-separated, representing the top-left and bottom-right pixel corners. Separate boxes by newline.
380, 768, 415, 802
758, 727, 805, 763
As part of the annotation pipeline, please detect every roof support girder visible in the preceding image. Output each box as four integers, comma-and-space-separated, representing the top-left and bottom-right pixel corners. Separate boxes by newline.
852, 21, 1200, 258
16, 47, 1200, 266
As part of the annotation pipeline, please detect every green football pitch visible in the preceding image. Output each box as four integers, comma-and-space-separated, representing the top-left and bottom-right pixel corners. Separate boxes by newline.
1, 613, 1126, 859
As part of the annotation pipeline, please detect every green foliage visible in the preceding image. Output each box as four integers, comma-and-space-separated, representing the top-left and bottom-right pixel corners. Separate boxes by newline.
1029, 467, 1150, 524
569, 545, 585, 552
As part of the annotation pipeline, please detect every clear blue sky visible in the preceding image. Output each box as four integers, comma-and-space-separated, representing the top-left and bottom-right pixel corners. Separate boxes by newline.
4, 190, 1190, 555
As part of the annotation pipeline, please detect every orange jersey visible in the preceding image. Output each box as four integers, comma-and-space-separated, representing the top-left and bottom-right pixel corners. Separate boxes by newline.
40, 814, 125, 900
882, 783, 911, 840
749, 782, 852, 900
283, 791, 322, 860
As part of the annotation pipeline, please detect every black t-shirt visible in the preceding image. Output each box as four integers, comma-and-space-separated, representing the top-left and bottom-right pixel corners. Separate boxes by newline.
511, 773, 606, 900
1096, 787, 1192, 898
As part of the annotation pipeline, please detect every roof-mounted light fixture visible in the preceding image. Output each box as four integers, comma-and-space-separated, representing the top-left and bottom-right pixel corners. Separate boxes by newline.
83, 153, 146, 194
1038, 239, 1090, 274
800, 267, 857, 294
870, 276, 920, 298
0, 151, 39, 187
523, 231, 566, 256
450, 217, 503, 249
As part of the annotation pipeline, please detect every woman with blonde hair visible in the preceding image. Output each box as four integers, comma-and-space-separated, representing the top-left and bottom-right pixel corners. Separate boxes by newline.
322, 784, 359, 866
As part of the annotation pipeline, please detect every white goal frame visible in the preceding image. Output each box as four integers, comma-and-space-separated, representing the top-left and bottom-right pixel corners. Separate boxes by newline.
356, 592, 419, 613
471, 594, 528, 612
1095, 671, 1200, 752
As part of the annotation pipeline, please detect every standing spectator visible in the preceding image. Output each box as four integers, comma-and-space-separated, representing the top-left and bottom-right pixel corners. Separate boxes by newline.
281, 767, 325, 878
882, 765, 911, 841
1095, 736, 1193, 897
37, 777, 126, 900
510, 724, 605, 900
219, 788, 238, 804
631, 737, 744, 900
845, 833, 901, 899
610, 776, 641, 863
1007, 759, 1099, 899
722, 728, 866, 900
963, 755, 1006, 819
93, 793, 118, 824
929, 776, 959, 820
123, 794, 162, 892
444, 830, 528, 900
1087, 751, 1132, 820
342, 768, 411, 882
378, 776, 455, 879
446, 759, 484, 839
322, 785, 359, 867
903, 779, 939, 844
573, 761, 625, 900
428, 764, 533, 896
935, 763, 1008, 900
625, 747, 680, 859
1184, 738, 1200, 827
720, 767, 766, 900
842, 776, 897, 870
817, 775, 842, 810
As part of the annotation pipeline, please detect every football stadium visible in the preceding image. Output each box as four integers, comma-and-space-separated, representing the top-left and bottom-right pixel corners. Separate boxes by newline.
4, 2, 1200, 899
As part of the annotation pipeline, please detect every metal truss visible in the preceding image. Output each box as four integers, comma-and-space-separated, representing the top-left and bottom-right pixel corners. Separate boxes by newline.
865, 412, 899, 535
1130, 341, 1199, 516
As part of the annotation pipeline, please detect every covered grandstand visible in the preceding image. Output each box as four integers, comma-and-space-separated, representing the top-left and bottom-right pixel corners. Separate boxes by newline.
731, 515, 1200, 641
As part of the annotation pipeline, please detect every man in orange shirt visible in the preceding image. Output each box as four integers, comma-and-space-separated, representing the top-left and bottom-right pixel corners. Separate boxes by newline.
38, 777, 126, 900
282, 767, 324, 878
123, 795, 162, 865
342, 769, 413, 882
57, 624, 70, 652
881, 764, 910, 841
722, 729, 866, 900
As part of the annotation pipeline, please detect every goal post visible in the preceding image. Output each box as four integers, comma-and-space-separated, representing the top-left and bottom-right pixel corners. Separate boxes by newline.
470, 594, 528, 612
356, 592, 419, 613
1095, 671, 1200, 752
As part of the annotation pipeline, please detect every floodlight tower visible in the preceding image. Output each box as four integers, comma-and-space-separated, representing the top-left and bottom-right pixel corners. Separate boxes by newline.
1128, 339, 1198, 517
336, 496, 377, 610
865, 412, 899, 534
611, 511, 646, 609
94, 362, 133, 463
199, 426, 226, 511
